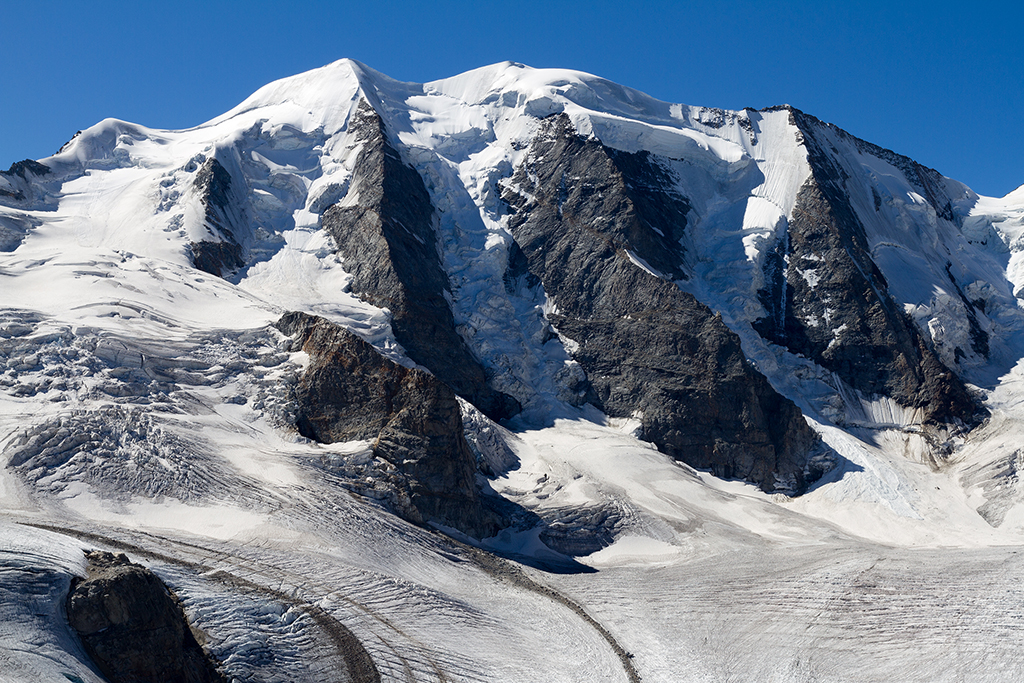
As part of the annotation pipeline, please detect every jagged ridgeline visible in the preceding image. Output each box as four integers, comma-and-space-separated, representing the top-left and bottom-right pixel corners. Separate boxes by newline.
307, 100, 828, 493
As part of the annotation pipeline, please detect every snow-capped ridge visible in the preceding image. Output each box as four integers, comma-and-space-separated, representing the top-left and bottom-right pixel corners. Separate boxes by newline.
1005, 183, 1024, 202
48, 118, 172, 174
203, 58, 389, 138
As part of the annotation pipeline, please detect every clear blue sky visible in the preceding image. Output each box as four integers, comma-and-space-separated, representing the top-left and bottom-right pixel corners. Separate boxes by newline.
2, 0, 1021, 196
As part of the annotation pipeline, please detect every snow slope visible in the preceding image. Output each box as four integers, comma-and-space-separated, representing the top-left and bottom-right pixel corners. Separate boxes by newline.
3, 59, 1024, 681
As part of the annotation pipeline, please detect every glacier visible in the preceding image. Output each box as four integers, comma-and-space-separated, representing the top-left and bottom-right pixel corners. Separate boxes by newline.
2, 59, 1024, 681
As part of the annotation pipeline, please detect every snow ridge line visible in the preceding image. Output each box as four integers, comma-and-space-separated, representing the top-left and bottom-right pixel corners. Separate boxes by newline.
20, 522, 381, 683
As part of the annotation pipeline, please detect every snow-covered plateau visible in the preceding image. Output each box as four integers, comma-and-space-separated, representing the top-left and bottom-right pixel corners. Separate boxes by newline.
3, 59, 1024, 682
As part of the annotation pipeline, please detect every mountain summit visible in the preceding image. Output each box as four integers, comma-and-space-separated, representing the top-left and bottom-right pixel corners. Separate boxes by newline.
3, 61, 1024, 682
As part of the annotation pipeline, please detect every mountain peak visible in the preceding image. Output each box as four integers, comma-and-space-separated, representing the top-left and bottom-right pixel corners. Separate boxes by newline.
4, 60, 1024, 681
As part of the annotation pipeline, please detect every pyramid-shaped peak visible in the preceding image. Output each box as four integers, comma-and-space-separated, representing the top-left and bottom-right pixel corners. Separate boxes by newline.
203, 58, 412, 134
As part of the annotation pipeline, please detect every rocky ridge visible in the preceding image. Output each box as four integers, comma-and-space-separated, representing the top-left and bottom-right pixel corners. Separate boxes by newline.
502, 114, 829, 493
754, 106, 987, 433
2, 59, 1024, 682
188, 157, 247, 277
0, 59, 1011, 536
275, 311, 504, 537
322, 100, 520, 422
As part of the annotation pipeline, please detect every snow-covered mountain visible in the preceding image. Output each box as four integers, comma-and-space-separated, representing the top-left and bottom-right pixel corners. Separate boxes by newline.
3, 59, 1024, 682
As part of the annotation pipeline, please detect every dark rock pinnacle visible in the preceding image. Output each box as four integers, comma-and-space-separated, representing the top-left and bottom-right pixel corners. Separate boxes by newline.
188, 157, 245, 277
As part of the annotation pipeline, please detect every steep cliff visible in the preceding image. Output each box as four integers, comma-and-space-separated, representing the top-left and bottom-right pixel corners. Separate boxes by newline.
754, 107, 986, 430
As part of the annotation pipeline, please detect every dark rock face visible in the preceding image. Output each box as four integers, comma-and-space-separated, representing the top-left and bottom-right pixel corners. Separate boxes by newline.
188, 240, 243, 277
321, 100, 519, 422
0, 159, 51, 202
188, 158, 245, 277
2, 159, 51, 180
276, 311, 502, 537
753, 108, 985, 428
66, 550, 225, 683
502, 114, 825, 493
0, 213, 41, 252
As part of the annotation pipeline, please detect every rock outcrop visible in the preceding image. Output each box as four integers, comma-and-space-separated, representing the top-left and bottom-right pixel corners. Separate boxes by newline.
0, 213, 40, 252
0, 159, 50, 204
321, 100, 519, 422
502, 114, 826, 493
66, 550, 225, 683
276, 311, 503, 537
187, 158, 245, 277
754, 107, 986, 428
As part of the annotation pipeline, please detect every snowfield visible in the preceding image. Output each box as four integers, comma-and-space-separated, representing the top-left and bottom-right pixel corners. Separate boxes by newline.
3, 59, 1024, 681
